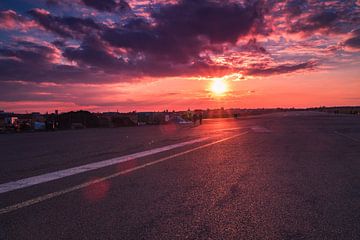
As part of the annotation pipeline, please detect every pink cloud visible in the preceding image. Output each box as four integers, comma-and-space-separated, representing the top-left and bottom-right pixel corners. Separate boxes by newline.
0, 10, 37, 31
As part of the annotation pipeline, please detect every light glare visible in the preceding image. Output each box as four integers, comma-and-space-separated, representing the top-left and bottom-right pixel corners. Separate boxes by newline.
211, 79, 228, 95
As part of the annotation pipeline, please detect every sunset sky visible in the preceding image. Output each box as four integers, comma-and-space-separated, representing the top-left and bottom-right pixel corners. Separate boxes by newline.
0, 0, 359, 113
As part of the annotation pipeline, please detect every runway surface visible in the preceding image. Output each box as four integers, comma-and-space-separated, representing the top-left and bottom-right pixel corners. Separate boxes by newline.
0, 111, 359, 239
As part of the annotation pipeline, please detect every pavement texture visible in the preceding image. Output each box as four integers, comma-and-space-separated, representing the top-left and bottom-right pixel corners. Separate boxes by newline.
0, 111, 359, 239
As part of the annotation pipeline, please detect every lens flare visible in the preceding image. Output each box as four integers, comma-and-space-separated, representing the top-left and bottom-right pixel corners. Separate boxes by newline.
211, 79, 228, 95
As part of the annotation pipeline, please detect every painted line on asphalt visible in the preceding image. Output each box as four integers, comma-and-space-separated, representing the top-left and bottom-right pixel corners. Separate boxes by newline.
334, 131, 360, 143
0, 131, 248, 214
251, 126, 272, 133
0, 137, 211, 194
209, 127, 243, 134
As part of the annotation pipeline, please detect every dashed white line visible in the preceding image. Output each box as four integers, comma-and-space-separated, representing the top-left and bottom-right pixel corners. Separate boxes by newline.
0, 131, 248, 214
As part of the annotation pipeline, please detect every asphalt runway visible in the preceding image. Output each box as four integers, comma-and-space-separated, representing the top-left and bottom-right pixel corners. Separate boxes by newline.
0, 111, 359, 239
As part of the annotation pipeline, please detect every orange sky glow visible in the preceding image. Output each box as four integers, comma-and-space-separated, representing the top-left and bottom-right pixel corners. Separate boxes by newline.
0, 0, 359, 113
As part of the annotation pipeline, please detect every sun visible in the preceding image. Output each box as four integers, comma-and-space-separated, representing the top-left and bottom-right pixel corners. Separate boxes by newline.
210, 79, 228, 95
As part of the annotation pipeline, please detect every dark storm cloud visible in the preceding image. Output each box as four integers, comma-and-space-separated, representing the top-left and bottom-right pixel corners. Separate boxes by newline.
290, 10, 338, 33
345, 36, 360, 48
54, 0, 263, 79
28, 8, 101, 38
81, 0, 130, 12
123, 18, 150, 30
64, 34, 234, 78
3, 0, 358, 86
285, 0, 308, 17
285, 0, 360, 35
246, 61, 316, 76
151, 0, 260, 43
0, 41, 98, 83
0, 37, 232, 84
344, 29, 360, 49
241, 38, 268, 54
102, 27, 203, 64
63, 36, 127, 72
310, 11, 338, 26
102, 0, 261, 66
0, 41, 55, 65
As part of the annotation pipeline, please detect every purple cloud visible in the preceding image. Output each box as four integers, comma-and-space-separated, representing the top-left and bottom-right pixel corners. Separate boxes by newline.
245, 61, 317, 76
289, 10, 338, 33
0, 40, 98, 83
28, 8, 101, 38
0, 0, 359, 86
0, 10, 36, 30
344, 29, 360, 49
81, 0, 131, 12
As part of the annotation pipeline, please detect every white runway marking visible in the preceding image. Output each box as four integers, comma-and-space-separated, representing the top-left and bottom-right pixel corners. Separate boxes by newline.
0, 131, 248, 214
251, 126, 272, 133
211, 127, 243, 133
0, 137, 211, 194
334, 131, 360, 142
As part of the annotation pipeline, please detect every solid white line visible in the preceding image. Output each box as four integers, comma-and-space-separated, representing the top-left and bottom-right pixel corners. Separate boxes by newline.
0, 131, 248, 214
0, 137, 211, 194
334, 131, 360, 142
211, 127, 243, 133
251, 126, 272, 133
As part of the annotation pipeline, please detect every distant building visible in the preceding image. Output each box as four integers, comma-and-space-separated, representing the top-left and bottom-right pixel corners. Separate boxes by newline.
0, 118, 5, 130
5, 116, 18, 125
112, 112, 138, 127
58, 110, 99, 129
31, 112, 45, 122
138, 112, 171, 125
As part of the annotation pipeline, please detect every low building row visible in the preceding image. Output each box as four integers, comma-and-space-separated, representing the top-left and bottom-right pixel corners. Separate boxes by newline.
0, 110, 178, 132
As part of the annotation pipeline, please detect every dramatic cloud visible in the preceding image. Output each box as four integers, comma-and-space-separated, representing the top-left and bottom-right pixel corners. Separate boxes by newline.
63, 35, 129, 72
152, 0, 260, 43
2, 0, 359, 84
285, 0, 307, 17
59, 0, 263, 78
344, 29, 360, 49
289, 10, 338, 34
102, 0, 260, 64
246, 61, 317, 76
81, 0, 131, 12
0, 41, 97, 83
28, 8, 101, 38
345, 36, 360, 49
1, 0, 360, 111
0, 10, 36, 30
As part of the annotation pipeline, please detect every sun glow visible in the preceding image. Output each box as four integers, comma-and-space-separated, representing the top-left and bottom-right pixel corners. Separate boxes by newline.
210, 79, 228, 95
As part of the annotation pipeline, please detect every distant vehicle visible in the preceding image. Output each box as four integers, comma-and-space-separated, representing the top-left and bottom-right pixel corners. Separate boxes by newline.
33, 122, 46, 130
